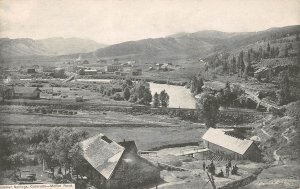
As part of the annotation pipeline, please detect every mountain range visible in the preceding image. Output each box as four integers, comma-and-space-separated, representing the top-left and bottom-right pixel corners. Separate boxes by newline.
0, 37, 106, 58
1, 25, 299, 63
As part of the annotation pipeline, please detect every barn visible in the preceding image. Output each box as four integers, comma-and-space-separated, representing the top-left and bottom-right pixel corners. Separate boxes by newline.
13, 87, 41, 99
79, 134, 160, 189
202, 128, 261, 162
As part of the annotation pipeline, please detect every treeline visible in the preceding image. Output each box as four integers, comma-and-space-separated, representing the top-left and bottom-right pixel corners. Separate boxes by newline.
0, 127, 89, 182
205, 33, 300, 79
98, 79, 152, 105
98, 78, 170, 107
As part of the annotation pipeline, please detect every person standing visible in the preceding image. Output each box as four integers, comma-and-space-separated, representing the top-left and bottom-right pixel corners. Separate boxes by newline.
226, 164, 229, 177
203, 162, 206, 171
228, 160, 232, 169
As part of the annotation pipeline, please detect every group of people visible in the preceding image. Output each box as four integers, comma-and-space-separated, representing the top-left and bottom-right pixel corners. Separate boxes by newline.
202, 160, 239, 178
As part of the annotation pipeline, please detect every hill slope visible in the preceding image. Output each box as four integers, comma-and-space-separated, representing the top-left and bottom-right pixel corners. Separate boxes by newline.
0, 37, 105, 58
37, 37, 106, 55
92, 25, 300, 61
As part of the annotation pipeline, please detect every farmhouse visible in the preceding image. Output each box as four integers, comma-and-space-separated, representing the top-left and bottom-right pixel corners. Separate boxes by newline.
79, 134, 160, 189
104, 65, 123, 73
202, 128, 261, 162
13, 87, 41, 99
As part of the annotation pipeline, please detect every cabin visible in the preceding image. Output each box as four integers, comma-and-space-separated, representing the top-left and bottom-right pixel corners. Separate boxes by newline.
27, 68, 36, 74
0, 85, 14, 101
13, 87, 41, 99
202, 128, 261, 162
104, 65, 123, 73
79, 134, 160, 189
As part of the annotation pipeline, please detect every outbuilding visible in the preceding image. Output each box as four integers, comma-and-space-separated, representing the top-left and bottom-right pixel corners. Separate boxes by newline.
13, 87, 41, 99
79, 134, 160, 189
202, 128, 261, 162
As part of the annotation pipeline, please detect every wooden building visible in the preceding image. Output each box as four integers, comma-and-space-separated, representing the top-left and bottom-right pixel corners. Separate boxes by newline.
79, 134, 160, 189
104, 65, 123, 73
202, 128, 261, 162
13, 87, 41, 99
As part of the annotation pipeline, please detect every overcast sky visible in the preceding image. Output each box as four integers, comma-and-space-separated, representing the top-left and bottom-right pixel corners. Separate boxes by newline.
0, 0, 299, 45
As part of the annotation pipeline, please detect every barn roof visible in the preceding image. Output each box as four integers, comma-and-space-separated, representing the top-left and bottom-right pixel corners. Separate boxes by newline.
202, 128, 253, 155
203, 81, 226, 91
14, 87, 41, 94
80, 134, 125, 180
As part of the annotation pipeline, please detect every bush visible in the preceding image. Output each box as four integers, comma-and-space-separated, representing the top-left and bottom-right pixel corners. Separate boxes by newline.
111, 92, 124, 101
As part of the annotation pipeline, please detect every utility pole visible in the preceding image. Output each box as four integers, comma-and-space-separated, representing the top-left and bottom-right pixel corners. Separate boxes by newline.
206, 172, 216, 189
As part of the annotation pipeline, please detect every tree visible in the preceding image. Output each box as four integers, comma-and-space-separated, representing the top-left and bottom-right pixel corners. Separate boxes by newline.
152, 92, 160, 107
190, 76, 204, 95
267, 43, 270, 52
159, 90, 169, 107
231, 56, 237, 73
198, 93, 220, 128
35, 128, 88, 175
123, 87, 130, 101
238, 51, 245, 77
69, 144, 89, 180
130, 81, 153, 105
277, 70, 290, 105
284, 45, 289, 57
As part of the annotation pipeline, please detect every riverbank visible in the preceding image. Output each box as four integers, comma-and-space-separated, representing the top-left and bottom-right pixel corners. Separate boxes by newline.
78, 74, 188, 86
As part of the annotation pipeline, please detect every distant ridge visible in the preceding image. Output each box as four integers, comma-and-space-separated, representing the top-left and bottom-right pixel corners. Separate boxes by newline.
1, 25, 299, 63
0, 37, 106, 58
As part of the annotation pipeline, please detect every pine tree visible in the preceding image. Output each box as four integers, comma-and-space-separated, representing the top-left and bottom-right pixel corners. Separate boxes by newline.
284, 45, 289, 57
296, 33, 299, 41
231, 56, 237, 73
198, 93, 220, 128
123, 87, 131, 101
267, 43, 270, 52
152, 92, 160, 107
277, 71, 290, 105
159, 90, 169, 107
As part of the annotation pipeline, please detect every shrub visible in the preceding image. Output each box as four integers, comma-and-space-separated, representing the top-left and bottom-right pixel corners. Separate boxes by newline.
112, 92, 124, 101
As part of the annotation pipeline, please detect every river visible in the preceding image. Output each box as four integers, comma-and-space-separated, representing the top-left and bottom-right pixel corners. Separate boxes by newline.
70, 78, 197, 109
149, 83, 196, 109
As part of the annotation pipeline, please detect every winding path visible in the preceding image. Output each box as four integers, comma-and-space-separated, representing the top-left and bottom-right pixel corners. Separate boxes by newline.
282, 128, 291, 143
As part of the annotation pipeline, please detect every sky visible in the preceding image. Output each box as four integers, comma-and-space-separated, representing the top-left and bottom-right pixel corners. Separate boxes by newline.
0, 0, 299, 45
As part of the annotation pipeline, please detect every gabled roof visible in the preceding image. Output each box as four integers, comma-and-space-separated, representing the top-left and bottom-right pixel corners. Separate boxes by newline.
203, 81, 226, 91
202, 128, 254, 155
79, 134, 125, 180
14, 87, 41, 94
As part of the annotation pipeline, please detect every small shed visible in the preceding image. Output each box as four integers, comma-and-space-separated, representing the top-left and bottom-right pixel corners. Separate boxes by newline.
13, 87, 41, 99
79, 134, 160, 189
202, 128, 261, 162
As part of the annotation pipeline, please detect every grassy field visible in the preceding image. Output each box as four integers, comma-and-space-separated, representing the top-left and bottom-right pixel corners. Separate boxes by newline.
0, 125, 205, 151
